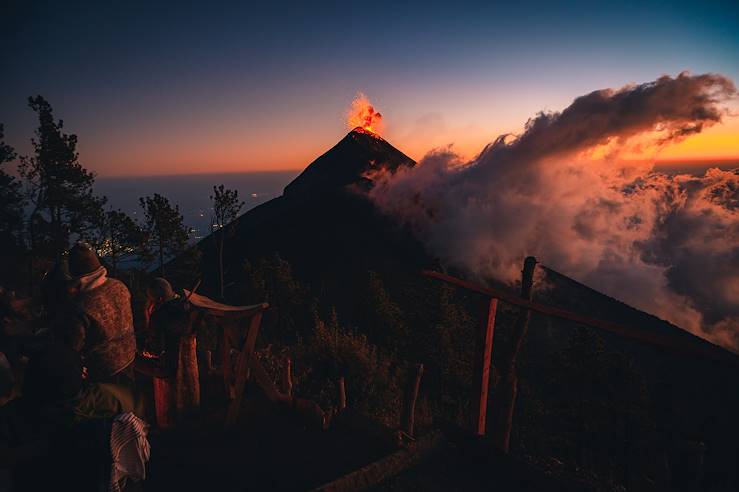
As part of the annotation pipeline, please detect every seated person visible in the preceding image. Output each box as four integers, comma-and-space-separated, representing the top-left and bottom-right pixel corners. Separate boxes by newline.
0, 351, 39, 491
61, 243, 137, 385
13, 343, 145, 491
23, 343, 145, 423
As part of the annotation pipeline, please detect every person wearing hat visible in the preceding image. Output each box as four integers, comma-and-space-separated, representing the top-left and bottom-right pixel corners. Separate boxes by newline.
62, 242, 137, 384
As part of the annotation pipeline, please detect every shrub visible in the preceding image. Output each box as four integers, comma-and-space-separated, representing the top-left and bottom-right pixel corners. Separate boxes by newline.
290, 312, 402, 427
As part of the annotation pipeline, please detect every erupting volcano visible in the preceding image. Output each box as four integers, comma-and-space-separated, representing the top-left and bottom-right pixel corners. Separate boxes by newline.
346, 92, 384, 135
283, 95, 413, 196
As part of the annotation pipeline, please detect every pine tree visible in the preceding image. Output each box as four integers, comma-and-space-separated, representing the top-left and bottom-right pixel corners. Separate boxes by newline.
19, 96, 105, 258
139, 193, 189, 276
241, 254, 315, 344
356, 271, 408, 351
210, 184, 244, 300
91, 209, 145, 276
0, 124, 24, 244
401, 279, 475, 424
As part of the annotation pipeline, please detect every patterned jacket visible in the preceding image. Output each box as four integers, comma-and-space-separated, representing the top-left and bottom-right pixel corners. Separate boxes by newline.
75, 277, 136, 380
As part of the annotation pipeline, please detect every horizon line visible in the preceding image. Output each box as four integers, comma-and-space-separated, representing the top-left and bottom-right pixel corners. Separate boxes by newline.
94, 156, 739, 179
96, 168, 304, 179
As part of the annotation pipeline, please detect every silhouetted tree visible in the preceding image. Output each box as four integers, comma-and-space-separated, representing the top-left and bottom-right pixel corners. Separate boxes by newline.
241, 254, 316, 344
0, 125, 24, 244
537, 325, 650, 486
402, 279, 475, 425
167, 245, 203, 290
139, 193, 189, 276
19, 96, 105, 257
355, 271, 408, 351
91, 208, 145, 276
294, 312, 402, 426
210, 184, 244, 300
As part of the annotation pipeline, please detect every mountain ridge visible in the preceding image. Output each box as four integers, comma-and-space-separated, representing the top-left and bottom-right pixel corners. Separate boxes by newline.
184, 128, 737, 363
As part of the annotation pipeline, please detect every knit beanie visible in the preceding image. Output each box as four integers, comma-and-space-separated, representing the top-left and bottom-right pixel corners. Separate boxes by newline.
68, 242, 102, 278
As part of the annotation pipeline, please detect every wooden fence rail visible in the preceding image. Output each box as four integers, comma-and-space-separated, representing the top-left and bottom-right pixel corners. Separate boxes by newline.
421, 269, 739, 368
422, 266, 739, 451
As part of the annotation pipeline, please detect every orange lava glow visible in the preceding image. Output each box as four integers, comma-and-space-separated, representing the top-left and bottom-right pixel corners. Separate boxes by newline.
346, 92, 384, 135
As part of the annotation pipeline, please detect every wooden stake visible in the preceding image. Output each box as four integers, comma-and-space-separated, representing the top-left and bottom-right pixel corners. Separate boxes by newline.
471, 297, 499, 436
225, 310, 263, 428
400, 363, 424, 437
185, 278, 202, 301
338, 376, 347, 411
282, 357, 293, 399
248, 356, 282, 403
489, 256, 537, 451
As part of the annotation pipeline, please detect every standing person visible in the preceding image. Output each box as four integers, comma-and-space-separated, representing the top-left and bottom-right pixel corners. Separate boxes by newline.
139, 278, 178, 428
63, 242, 137, 384
137, 278, 200, 427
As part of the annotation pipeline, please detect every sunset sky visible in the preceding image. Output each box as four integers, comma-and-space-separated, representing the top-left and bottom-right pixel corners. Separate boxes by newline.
3, 0, 738, 177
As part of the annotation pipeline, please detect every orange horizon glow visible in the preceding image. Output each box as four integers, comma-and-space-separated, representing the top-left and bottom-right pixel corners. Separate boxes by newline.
82, 106, 739, 178
657, 116, 739, 160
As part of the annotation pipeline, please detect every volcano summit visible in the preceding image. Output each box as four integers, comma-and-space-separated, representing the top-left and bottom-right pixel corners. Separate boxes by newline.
187, 126, 428, 316
284, 127, 415, 197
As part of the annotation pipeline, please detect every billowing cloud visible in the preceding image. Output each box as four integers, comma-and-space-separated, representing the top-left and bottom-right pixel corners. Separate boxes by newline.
367, 72, 739, 351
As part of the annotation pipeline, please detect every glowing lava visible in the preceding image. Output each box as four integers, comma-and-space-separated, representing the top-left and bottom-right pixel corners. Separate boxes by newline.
346, 92, 384, 135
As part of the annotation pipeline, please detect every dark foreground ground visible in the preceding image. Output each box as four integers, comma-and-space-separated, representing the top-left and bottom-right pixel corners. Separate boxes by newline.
145, 394, 600, 492
146, 397, 395, 491
375, 435, 599, 492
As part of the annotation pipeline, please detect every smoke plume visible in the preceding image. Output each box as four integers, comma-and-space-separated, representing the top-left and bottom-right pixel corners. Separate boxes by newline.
368, 72, 739, 350
347, 92, 384, 135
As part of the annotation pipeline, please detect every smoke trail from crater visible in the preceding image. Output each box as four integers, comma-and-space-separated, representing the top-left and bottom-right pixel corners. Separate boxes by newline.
369, 72, 739, 350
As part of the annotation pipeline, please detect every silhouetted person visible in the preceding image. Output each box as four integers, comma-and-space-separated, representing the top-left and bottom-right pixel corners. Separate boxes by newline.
40, 259, 75, 326
16, 343, 145, 491
136, 278, 200, 427
12, 344, 99, 491
61, 242, 136, 384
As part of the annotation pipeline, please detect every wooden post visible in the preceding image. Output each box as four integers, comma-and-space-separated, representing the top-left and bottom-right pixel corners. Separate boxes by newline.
471, 297, 499, 436
225, 310, 263, 428
400, 363, 424, 437
338, 376, 347, 411
247, 356, 283, 403
421, 269, 739, 367
489, 256, 537, 452
282, 357, 293, 399
221, 324, 238, 399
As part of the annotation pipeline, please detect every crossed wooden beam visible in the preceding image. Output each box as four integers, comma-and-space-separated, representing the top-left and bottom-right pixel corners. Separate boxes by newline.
189, 300, 272, 428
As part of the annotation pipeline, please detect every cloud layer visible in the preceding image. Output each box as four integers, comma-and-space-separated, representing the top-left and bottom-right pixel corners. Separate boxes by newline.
367, 72, 739, 350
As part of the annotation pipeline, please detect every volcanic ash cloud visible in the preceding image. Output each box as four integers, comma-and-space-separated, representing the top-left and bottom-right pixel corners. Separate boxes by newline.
368, 72, 739, 351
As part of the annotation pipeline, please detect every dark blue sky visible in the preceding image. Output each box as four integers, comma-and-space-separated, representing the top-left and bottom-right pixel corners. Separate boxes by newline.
2, 0, 738, 175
